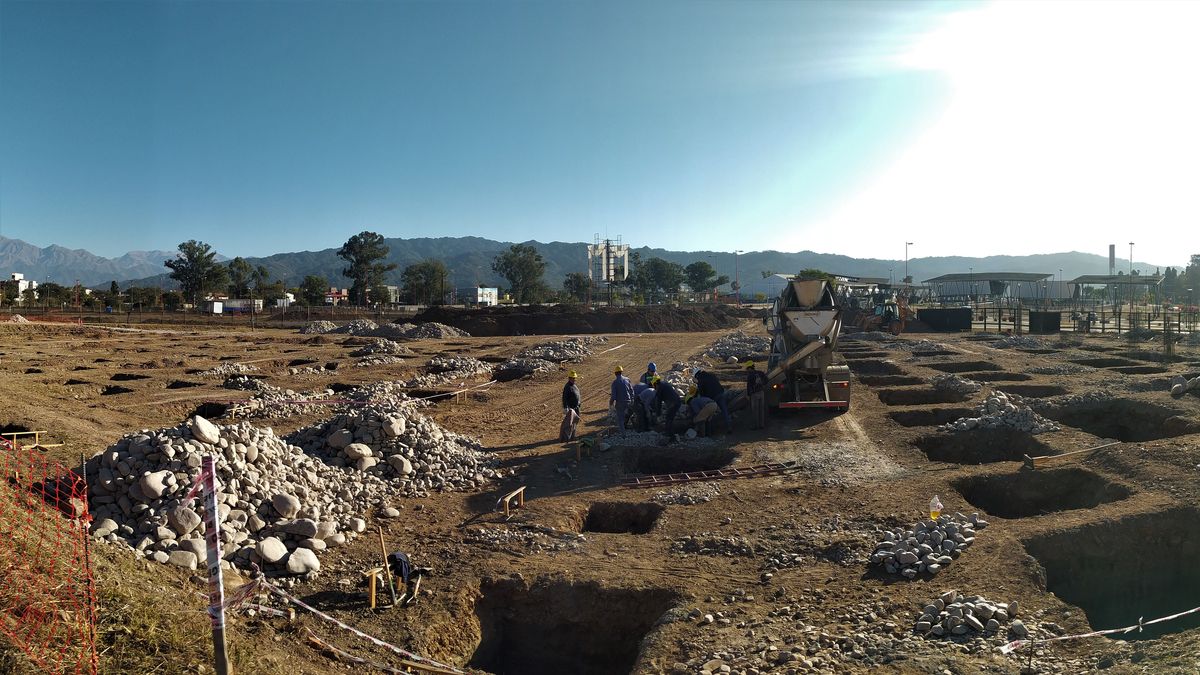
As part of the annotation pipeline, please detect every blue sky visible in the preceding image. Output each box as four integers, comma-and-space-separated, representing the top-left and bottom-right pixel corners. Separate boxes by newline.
2, 1, 1194, 267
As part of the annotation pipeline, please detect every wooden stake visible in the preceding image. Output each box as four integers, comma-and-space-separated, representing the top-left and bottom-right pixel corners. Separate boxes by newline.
377, 527, 398, 607
1023, 441, 1121, 470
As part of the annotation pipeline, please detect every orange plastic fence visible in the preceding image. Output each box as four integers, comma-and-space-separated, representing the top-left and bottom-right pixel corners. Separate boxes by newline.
0, 436, 98, 674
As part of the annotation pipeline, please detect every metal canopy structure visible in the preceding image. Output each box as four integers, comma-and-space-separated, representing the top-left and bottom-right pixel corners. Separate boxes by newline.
923, 272, 1051, 284
1071, 274, 1163, 286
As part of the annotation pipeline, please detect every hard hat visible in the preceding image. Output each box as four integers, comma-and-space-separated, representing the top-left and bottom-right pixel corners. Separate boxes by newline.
647, 362, 657, 372
745, 360, 755, 369
568, 370, 578, 378
614, 365, 623, 373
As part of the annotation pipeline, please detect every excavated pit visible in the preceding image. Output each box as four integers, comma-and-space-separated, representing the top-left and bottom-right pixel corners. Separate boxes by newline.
906, 349, 958, 357
856, 375, 924, 387
925, 361, 1003, 373
1023, 508, 1200, 640
622, 446, 735, 475
100, 385, 135, 396
1109, 365, 1168, 375
1042, 398, 1200, 442
913, 429, 1056, 464
1068, 357, 1140, 368
1017, 348, 1058, 354
469, 579, 679, 675
287, 358, 318, 367
165, 380, 203, 389
993, 384, 1069, 398
1079, 345, 1120, 352
888, 408, 976, 427
841, 350, 890, 359
110, 373, 151, 381
1121, 351, 1190, 364
64, 379, 91, 386
582, 502, 665, 534
877, 388, 968, 406
960, 371, 1033, 382
954, 468, 1130, 518
848, 359, 904, 375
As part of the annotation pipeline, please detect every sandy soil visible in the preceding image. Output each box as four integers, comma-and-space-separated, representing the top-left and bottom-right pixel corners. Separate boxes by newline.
2, 320, 1200, 674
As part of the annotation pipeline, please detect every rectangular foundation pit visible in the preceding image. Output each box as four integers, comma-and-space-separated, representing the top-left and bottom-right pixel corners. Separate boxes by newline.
1109, 365, 1169, 375
994, 384, 1069, 398
855, 375, 924, 387
888, 408, 976, 427
1023, 508, 1200, 640
959, 371, 1033, 382
1041, 398, 1200, 442
877, 388, 969, 406
912, 428, 1056, 464
925, 361, 1003, 373
848, 359, 904, 376
469, 579, 680, 675
954, 467, 1130, 518
622, 446, 736, 475
841, 350, 890, 359
582, 502, 665, 534
1068, 357, 1141, 368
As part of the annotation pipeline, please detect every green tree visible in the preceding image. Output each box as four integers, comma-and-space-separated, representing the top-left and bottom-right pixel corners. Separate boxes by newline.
338, 231, 396, 305
107, 280, 121, 310
684, 261, 729, 295
162, 291, 185, 310
165, 240, 229, 306
227, 257, 254, 297
796, 268, 837, 283
492, 244, 546, 304
401, 258, 449, 305
632, 257, 685, 303
299, 275, 329, 306
562, 272, 591, 303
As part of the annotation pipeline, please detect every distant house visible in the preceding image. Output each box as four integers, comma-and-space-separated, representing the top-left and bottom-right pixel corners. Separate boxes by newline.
8, 273, 38, 304
325, 288, 349, 305
462, 287, 498, 306
224, 298, 264, 313
274, 292, 295, 309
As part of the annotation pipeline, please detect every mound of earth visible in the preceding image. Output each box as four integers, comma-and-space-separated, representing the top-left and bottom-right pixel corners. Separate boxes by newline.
410, 304, 756, 336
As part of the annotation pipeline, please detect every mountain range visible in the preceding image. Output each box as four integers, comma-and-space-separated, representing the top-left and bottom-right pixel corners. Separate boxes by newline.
0, 235, 1175, 298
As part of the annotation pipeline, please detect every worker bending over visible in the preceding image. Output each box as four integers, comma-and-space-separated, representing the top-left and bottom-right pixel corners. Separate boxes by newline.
386, 551, 432, 607
654, 376, 683, 442
693, 368, 731, 433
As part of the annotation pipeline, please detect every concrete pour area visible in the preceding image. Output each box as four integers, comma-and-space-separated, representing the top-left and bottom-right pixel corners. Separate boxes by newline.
4, 320, 1200, 674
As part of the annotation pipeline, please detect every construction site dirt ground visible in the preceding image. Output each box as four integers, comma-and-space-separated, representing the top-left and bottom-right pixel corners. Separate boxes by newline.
3, 319, 1200, 674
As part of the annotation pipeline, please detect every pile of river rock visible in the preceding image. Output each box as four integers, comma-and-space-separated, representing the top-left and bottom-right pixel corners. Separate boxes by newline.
870, 512, 986, 578
198, 362, 260, 378
349, 338, 414, 357
705, 331, 772, 362
989, 335, 1047, 349
87, 415, 395, 578
493, 336, 608, 381
939, 390, 1060, 433
406, 355, 493, 387
930, 373, 981, 396
914, 590, 1025, 639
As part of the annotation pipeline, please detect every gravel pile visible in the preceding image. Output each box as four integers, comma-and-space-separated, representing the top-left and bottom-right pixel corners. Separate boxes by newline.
930, 374, 981, 395
704, 331, 772, 362
288, 364, 334, 375
939, 391, 1060, 433
1185, 331, 1200, 346
405, 356, 493, 387
1028, 389, 1114, 413
599, 429, 718, 450
661, 360, 709, 396
989, 335, 1047, 349
354, 355, 404, 368
847, 331, 897, 342
87, 415, 393, 578
332, 319, 379, 335
198, 362, 260, 378
914, 590, 1024, 639
672, 533, 756, 557
870, 512, 986, 579
6, 314, 30, 323
515, 336, 606, 362
222, 378, 329, 419
893, 339, 947, 352
1121, 326, 1155, 342
653, 483, 721, 506
385, 322, 471, 339
1027, 364, 1094, 375
299, 321, 337, 334
492, 357, 557, 381
464, 524, 583, 555
286, 404, 500, 497
349, 338, 413, 357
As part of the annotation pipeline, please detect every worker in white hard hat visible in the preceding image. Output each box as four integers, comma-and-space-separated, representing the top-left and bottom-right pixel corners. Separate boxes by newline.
560, 370, 581, 441
745, 361, 768, 429
609, 366, 634, 432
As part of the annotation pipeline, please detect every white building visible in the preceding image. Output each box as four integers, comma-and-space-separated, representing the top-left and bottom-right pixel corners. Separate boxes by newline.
463, 287, 498, 306
223, 298, 264, 312
274, 292, 295, 309
8, 273, 38, 304
587, 239, 630, 284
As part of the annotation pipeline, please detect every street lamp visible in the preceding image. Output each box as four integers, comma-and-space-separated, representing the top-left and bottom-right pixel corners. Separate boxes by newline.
904, 242, 913, 286
734, 250, 744, 306
1129, 242, 1135, 311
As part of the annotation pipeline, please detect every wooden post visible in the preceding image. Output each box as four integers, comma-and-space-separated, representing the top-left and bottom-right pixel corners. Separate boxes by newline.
378, 527, 397, 607
201, 455, 231, 675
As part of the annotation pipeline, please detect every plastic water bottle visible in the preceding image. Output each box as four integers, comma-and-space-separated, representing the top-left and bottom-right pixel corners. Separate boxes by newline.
929, 495, 943, 520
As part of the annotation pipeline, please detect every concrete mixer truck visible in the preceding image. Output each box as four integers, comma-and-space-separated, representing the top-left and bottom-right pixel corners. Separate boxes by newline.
762, 277, 851, 410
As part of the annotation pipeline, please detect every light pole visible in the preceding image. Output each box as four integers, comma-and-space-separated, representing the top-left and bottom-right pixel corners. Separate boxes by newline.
734, 250, 744, 307
889, 268, 894, 286
904, 242, 913, 286
1129, 242, 1135, 311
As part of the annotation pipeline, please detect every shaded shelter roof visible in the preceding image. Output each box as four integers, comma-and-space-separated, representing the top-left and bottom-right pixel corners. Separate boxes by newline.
923, 272, 1051, 284
1071, 275, 1163, 285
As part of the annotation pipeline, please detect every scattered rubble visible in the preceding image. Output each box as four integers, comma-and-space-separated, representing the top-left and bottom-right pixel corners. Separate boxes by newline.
197, 362, 260, 378
1027, 364, 1094, 375
600, 428, 718, 450
870, 512, 986, 579
652, 483, 721, 506
1170, 374, 1200, 397
893, 339, 948, 353
383, 322, 471, 340
492, 357, 557, 382
938, 391, 1060, 433
332, 319, 379, 335
299, 320, 337, 334
848, 331, 897, 342
672, 533, 756, 557
464, 524, 583, 554
661, 360, 709, 396
988, 335, 1046, 349
87, 415, 393, 578
704, 331, 772, 362
349, 338, 413, 357
515, 336, 607, 363
354, 355, 404, 368
286, 404, 500, 497
1185, 331, 1200, 346
221, 377, 328, 419
406, 356, 493, 388
913, 590, 1020, 639
930, 374, 981, 395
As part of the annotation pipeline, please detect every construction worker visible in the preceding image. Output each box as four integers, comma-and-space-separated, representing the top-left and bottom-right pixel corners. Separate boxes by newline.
639, 362, 658, 386
653, 376, 683, 441
693, 368, 731, 433
633, 378, 658, 431
560, 370, 581, 441
609, 366, 634, 432
745, 361, 768, 429
386, 551, 432, 607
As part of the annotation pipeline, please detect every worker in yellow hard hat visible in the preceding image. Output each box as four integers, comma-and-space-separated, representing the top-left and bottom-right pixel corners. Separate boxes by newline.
560, 370, 581, 441
609, 365, 634, 432
745, 360, 768, 429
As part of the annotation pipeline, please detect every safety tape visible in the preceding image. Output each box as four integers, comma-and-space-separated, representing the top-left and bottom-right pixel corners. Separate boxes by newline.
261, 579, 464, 673
999, 604, 1200, 654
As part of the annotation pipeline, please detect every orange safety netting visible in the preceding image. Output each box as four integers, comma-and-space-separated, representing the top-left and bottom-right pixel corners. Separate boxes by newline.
0, 435, 98, 674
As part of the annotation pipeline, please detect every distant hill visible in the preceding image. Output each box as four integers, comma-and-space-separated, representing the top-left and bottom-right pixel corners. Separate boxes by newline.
0, 235, 1175, 298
